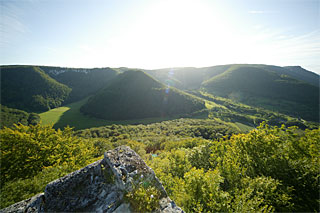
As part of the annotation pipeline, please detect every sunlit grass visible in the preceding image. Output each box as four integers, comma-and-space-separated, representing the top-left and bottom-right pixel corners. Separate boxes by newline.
205, 101, 215, 109
39, 97, 180, 130
212, 118, 253, 132
39, 106, 70, 125
234, 122, 254, 132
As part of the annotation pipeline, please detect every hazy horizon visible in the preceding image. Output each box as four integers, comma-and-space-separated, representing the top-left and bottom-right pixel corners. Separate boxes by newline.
1, 63, 317, 74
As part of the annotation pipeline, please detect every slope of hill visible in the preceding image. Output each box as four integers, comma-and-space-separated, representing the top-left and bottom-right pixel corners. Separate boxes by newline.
80, 70, 205, 120
202, 65, 319, 121
0, 66, 71, 112
40, 66, 118, 103
145, 65, 232, 90
0, 105, 40, 128
145, 64, 319, 91
242, 64, 319, 87
283, 66, 319, 86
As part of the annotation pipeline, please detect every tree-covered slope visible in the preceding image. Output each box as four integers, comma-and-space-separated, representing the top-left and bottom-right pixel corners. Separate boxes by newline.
1, 66, 71, 112
0, 105, 40, 128
145, 65, 232, 90
242, 64, 319, 87
80, 70, 205, 120
40, 66, 118, 103
283, 66, 319, 87
202, 65, 319, 121
145, 64, 319, 90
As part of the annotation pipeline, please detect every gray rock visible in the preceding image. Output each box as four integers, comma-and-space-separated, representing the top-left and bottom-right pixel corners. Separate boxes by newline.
0, 193, 44, 213
114, 203, 131, 213
1, 146, 183, 213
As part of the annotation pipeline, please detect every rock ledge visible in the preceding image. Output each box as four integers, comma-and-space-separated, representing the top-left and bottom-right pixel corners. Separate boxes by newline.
1, 146, 183, 213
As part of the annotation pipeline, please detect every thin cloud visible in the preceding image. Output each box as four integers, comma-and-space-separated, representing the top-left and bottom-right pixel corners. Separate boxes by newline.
248, 10, 278, 14
0, 2, 29, 47
266, 30, 320, 72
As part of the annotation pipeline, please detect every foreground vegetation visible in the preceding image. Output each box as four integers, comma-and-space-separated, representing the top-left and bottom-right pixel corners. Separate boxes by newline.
147, 124, 319, 212
1, 121, 319, 212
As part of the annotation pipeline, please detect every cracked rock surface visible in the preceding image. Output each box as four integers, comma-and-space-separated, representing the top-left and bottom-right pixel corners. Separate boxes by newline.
1, 146, 183, 213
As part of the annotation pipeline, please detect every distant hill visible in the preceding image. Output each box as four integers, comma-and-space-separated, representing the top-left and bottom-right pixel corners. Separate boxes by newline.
145, 64, 319, 90
202, 65, 319, 121
0, 105, 40, 128
282, 66, 319, 87
145, 65, 232, 90
240, 64, 319, 87
2, 64, 318, 123
40, 66, 118, 103
0, 66, 71, 112
80, 70, 205, 120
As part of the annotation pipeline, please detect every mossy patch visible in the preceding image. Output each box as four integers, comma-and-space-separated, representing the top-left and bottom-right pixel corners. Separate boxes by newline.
101, 164, 115, 184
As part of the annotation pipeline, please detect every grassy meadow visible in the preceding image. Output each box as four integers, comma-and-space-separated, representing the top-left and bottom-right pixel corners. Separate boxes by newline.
39, 97, 182, 130
39, 96, 254, 132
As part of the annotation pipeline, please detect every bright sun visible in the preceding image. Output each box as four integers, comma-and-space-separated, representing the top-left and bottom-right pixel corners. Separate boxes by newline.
70, 0, 304, 70
93, 0, 234, 69
131, 0, 232, 68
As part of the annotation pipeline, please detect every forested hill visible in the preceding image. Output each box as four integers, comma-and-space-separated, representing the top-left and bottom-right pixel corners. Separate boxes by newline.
80, 70, 206, 120
0, 105, 40, 128
0, 66, 71, 112
144, 65, 232, 90
144, 64, 319, 90
202, 65, 319, 121
282, 66, 319, 87
39, 66, 118, 103
1, 64, 318, 124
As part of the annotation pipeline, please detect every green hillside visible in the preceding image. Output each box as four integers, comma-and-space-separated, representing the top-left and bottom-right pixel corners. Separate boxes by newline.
80, 70, 206, 120
146, 65, 232, 90
0, 105, 40, 128
281, 66, 319, 86
202, 65, 319, 121
146, 64, 319, 91
40, 66, 118, 103
0, 66, 71, 112
39, 97, 179, 130
234, 64, 319, 87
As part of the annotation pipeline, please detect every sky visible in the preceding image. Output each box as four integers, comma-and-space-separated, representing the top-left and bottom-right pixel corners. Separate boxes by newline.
1, 0, 319, 73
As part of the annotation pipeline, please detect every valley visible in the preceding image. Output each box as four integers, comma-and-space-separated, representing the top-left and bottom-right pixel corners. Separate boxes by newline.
39, 96, 182, 130
3, 64, 318, 130
1, 64, 319, 212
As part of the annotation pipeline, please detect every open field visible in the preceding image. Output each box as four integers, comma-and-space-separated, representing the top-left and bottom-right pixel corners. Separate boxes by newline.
39, 97, 182, 130
40, 95, 256, 131
39, 106, 70, 125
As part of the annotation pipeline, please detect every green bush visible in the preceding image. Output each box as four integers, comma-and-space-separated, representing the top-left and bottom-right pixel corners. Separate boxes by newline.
125, 185, 161, 212
148, 123, 319, 212
0, 124, 96, 182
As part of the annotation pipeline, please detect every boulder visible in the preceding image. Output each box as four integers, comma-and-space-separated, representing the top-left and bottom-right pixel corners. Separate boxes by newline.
0, 146, 183, 213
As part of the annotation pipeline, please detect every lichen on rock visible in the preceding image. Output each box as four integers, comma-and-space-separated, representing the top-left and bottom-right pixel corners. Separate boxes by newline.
0, 146, 183, 213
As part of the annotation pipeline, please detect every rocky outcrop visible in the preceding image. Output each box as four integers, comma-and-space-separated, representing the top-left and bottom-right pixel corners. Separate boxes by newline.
1, 146, 183, 213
